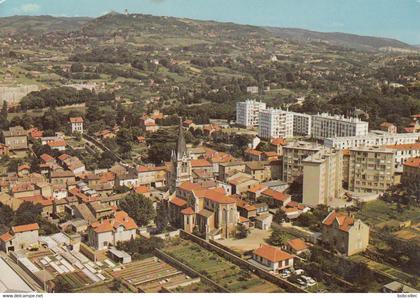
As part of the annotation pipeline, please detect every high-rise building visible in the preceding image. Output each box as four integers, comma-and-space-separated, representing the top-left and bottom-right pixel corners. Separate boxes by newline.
282, 141, 324, 183
236, 99, 266, 128
347, 146, 395, 194
258, 108, 293, 139
311, 113, 368, 140
325, 131, 420, 149
290, 112, 312, 137
302, 148, 343, 207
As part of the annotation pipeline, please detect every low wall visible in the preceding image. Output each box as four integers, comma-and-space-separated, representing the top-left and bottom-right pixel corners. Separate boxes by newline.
180, 230, 307, 293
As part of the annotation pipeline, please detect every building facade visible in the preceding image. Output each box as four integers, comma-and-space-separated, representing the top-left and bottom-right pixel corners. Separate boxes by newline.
325, 131, 420, 149
282, 141, 323, 183
3, 126, 28, 150
258, 108, 293, 139
236, 99, 266, 128
302, 148, 343, 207
69, 117, 84, 134
322, 211, 369, 256
347, 147, 395, 194
311, 113, 368, 140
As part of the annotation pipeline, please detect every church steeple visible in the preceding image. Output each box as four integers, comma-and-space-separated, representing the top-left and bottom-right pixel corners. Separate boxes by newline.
169, 118, 192, 192
176, 117, 187, 159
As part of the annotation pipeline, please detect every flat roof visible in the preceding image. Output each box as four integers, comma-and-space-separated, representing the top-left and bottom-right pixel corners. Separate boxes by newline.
0, 257, 33, 293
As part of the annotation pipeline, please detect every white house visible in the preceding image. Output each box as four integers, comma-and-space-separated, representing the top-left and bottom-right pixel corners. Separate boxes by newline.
0, 223, 40, 253
253, 244, 295, 273
88, 211, 138, 250
70, 117, 84, 134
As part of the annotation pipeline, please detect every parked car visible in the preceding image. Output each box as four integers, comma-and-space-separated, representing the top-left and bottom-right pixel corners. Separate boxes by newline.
280, 269, 291, 278
294, 269, 305, 275
296, 278, 307, 287
301, 275, 317, 287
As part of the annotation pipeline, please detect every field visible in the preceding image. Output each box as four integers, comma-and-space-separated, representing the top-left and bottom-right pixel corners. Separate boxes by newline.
358, 200, 420, 228
163, 239, 284, 293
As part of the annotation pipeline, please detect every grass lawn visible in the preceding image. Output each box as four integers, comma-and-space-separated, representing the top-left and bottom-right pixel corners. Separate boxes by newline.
164, 239, 283, 293
358, 200, 420, 227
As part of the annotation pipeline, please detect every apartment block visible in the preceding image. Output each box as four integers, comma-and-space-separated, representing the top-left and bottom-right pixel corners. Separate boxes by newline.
311, 113, 368, 140
290, 112, 312, 136
302, 148, 343, 207
325, 131, 420, 149
347, 147, 395, 194
258, 108, 293, 139
236, 99, 266, 128
282, 141, 324, 183
384, 143, 420, 172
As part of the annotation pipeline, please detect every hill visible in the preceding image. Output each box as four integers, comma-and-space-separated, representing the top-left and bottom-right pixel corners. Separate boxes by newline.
266, 27, 414, 52
0, 14, 415, 52
0, 15, 90, 36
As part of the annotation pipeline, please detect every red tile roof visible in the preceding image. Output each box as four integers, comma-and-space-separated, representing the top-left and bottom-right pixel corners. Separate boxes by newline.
322, 211, 355, 232
262, 188, 290, 202
47, 140, 66, 148
271, 138, 286, 146
404, 157, 420, 169
12, 223, 40, 233
245, 148, 263, 156
191, 159, 212, 167
287, 238, 308, 252
181, 207, 194, 215
70, 117, 84, 123
40, 153, 54, 163
385, 143, 420, 150
195, 188, 235, 204
134, 185, 150, 194
170, 197, 188, 207
91, 211, 137, 233
254, 244, 294, 263
0, 232, 13, 242
248, 184, 267, 193
178, 181, 204, 192
19, 195, 53, 207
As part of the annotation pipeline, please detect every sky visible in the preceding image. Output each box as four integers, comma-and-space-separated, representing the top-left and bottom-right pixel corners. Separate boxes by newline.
0, 0, 419, 44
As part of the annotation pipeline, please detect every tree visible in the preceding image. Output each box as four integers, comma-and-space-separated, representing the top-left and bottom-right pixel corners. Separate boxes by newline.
273, 209, 287, 224
119, 193, 156, 226
236, 224, 250, 239
14, 202, 43, 225
0, 203, 14, 226
155, 202, 169, 233
268, 228, 289, 247
70, 62, 84, 73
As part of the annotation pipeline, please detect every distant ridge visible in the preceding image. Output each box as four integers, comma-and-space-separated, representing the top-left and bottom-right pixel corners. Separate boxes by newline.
0, 14, 415, 53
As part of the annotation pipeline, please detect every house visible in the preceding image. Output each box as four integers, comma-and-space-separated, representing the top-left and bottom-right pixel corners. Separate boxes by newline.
28, 127, 43, 140
382, 281, 418, 293
380, 122, 397, 134
252, 244, 294, 273
0, 143, 9, 155
58, 154, 86, 175
260, 188, 291, 207
50, 170, 76, 186
137, 165, 167, 187
140, 117, 159, 132
286, 238, 309, 255
0, 223, 40, 253
270, 138, 286, 155
262, 151, 278, 161
218, 161, 246, 182
17, 164, 30, 177
70, 117, 84, 134
88, 211, 137, 250
3, 126, 28, 150
116, 171, 139, 188
235, 197, 257, 219
401, 157, 420, 186
47, 139, 66, 151
245, 148, 263, 161
322, 211, 369, 256
245, 161, 271, 182
228, 172, 259, 195
255, 213, 273, 230
247, 184, 268, 201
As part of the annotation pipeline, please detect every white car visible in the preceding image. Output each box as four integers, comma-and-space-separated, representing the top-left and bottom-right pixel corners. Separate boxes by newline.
294, 269, 305, 275
301, 275, 317, 287
296, 278, 307, 287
